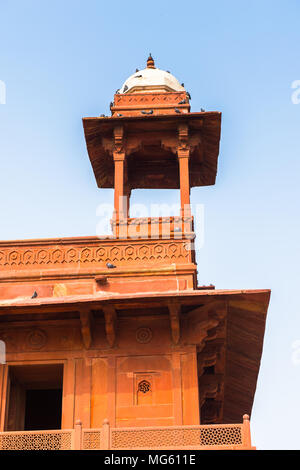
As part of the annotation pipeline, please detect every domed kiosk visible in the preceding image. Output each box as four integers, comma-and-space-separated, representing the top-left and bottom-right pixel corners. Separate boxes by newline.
119, 54, 186, 94
111, 54, 191, 116
83, 54, 221, 228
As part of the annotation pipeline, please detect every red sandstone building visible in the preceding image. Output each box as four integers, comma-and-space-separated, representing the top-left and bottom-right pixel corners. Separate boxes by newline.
0, 56, 270, 450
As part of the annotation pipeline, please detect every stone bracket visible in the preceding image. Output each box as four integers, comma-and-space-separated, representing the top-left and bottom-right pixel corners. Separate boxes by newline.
80, 309, 93, 349
113, 125, 125, 154
199, 374, 223, 406
187, 300, 227, 321
168, 302, 181, 345
178, 123, 190, 152
103, 305, 117, 347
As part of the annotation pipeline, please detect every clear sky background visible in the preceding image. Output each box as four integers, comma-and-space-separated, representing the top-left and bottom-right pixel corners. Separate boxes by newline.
0, 0, 299, 450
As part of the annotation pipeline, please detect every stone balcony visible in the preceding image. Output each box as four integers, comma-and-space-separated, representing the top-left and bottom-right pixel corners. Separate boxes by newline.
0, 415, 254, 450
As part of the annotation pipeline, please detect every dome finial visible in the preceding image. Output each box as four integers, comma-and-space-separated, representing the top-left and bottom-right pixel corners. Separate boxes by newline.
147, 53, 155, 69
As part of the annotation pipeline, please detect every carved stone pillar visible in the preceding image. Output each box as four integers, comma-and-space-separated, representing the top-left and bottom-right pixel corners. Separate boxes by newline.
0, 364, 9, 431
177, 124, 191, 217
113, 125, 128, 221
113, 152, 126, 220
124, 184, 131, 219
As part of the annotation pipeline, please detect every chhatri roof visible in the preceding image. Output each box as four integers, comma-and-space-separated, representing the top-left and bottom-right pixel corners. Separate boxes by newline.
82, 112, 221, 189
82, 53, 222, 190
118, 54, 186, 94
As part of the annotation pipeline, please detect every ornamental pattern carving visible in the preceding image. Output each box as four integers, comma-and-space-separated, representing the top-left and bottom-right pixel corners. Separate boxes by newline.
110, 425, 243, 449
138, 380, 151, 394
0, 431, 72, 450
82, 431, 102, 450
0, 241, 190, 270
26, 329, 47, 350
114, 92, 187, 106
136, 327, 153, 344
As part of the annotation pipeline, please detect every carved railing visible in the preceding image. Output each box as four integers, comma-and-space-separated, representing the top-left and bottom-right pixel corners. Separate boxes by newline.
81, 428, 102, 450
111, 216, 194, 239
0, 429, 74, 450
0, 416, 253, 450
81, 415, 253, 450
110, 424, 244, 449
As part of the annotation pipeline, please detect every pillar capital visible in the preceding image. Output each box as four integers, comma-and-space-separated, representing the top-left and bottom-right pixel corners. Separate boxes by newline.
177, 148, 190, 159
178, 123, 190, 154
113, 124, 125, 154
113, 151, 126, 162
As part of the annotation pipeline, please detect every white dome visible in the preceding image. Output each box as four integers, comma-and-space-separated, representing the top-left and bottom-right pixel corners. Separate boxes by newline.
119, 57, 185, 94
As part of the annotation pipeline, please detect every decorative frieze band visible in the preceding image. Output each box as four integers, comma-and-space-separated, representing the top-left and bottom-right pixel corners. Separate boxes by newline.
0, 239, 191, 271
114, 91, 187, 106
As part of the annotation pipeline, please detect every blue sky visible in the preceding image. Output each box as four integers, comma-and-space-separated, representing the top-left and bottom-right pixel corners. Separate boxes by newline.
0, 0, 300, 449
